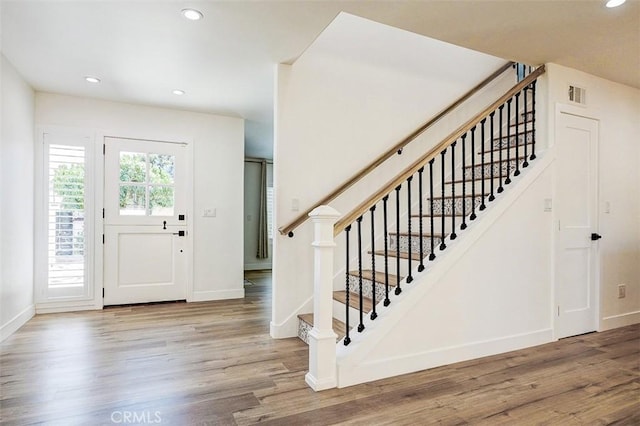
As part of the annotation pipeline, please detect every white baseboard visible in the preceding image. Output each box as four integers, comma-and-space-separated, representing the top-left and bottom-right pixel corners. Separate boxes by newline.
337, 328, 553, 388
601, 311, 640, 331
270, 319, 299, 339
270, 295, 313, 339
1, 304, 35, 342
244, 262, 272, 271
190, 288, 244, 302
36, 300, 102, 314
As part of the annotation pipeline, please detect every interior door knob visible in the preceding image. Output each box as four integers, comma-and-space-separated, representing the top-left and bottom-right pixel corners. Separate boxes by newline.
591, 233, 602, 241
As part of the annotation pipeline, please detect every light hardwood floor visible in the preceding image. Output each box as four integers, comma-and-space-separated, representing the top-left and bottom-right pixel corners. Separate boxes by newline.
1, 270, 638, 425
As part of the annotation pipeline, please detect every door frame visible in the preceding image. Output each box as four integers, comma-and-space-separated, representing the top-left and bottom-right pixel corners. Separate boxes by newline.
552, 103, 601, 339
95, 132, 194, 307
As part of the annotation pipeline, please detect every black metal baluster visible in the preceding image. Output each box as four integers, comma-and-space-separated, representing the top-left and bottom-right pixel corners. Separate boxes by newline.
470, 126, 478, 220
418, 167, 425, 272
480, 119, 487, 210
505, 99, 512, 185
395, 185, 402, 295
406, 176, 413, 284
344, 226, 351, 346
531, 80, 537, 160
514, 92, 521, 176
450, 141, 457, 240
369, 206, 377, 320
489, 112, 496, 202
429, 159, 436, 261
356, 216, 364, 332
523, 86, 529, 168
461, 134, 467, 230
383, 196, 390, 306
497, 105, 505, 193
440, 150, 447, 251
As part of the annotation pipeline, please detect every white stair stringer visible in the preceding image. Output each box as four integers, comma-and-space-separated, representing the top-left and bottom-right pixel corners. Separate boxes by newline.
335, 151, 555, 388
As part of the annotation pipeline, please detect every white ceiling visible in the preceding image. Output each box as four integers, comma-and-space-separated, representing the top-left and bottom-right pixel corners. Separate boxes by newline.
2, 1, 639, 159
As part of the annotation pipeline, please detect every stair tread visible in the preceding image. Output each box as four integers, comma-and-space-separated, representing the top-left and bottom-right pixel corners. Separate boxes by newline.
510, 120, 534, 127
480, 141, 533, 155
445, 176, 498, 184
298, 313, 349, 340
371, 249, 422, 261
348, 269, 400, 286
411, 213, 465, 217
463, 155, 527, 168
389, 231, 445, 238
333, 290, 373, 313
428, 193, 490, 200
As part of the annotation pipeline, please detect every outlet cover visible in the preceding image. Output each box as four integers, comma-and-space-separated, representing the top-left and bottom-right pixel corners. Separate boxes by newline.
618, 284, 626, 299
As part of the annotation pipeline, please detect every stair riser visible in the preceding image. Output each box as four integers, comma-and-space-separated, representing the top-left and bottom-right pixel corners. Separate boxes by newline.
369, 259, 412, 280
347, 274, 396, 302
484, 131, 534, 152
463, 158, 525, 180
411, 216, 459, 233
429, 195, 486, 216
332, 299, 364, 325
389, 234, 443, 255
298, 318, 312, 344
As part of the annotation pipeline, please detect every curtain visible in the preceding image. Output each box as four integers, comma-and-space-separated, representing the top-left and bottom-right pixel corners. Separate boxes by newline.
257, 160, 269, 259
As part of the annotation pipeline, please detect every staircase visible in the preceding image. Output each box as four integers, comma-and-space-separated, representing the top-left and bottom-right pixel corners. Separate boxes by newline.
297, 116, 537, 345
296, 64, 545, 390
298, 65, 535, 345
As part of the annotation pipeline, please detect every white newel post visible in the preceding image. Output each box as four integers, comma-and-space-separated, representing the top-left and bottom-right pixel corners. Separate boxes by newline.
305, 205, 341, 391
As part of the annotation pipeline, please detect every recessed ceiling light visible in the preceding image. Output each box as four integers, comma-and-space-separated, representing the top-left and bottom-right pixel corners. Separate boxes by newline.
84, 76, 101, 83
605, 0, 626, 7
181, 8, 203, 20
172, 89, 185, 96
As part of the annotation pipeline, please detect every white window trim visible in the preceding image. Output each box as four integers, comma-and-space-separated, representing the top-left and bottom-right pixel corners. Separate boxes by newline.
35, 126, 101, 312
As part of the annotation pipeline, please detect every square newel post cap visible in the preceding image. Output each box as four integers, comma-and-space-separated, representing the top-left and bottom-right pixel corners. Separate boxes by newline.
308, 205, 341, 222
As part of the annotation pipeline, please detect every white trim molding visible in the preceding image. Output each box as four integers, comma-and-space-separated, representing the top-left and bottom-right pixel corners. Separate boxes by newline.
601, 311, 640, 331
1, 305, 35, 342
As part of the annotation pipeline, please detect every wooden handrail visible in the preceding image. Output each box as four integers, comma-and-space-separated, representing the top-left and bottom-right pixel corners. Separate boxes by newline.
278, 61, 515, 237
333, 65, 546, 237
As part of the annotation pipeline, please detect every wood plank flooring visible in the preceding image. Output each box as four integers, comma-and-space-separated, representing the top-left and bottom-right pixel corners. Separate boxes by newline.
1, 270, 638, 425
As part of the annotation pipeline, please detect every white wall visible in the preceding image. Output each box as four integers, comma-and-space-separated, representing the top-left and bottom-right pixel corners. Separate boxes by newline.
35, 93, 245, 303
545, 64, 640, 329
272, 13, 512, 337
1, 54, 36, 340
244, 160, 273, 270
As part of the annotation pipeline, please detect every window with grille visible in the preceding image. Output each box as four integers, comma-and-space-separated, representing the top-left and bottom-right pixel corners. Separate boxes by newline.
119, 151, 176, 216
47, 143, 86, 293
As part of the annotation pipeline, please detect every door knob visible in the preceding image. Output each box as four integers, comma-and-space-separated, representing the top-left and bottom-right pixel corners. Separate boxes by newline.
591, 233, 602, 241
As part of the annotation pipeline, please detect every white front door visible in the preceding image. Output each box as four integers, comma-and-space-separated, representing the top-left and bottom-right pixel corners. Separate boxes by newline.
555, 113, 599, 339
103, 137, 188, 305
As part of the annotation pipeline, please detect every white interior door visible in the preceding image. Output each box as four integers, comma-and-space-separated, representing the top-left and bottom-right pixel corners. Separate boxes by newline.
103, 137, 188, 305
555, 113, 599, 339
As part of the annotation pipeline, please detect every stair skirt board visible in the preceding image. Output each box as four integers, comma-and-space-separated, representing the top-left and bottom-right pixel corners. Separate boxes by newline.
337, 328, 553, 388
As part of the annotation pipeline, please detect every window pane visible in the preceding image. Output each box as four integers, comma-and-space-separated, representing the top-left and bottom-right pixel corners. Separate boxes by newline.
120, 152, 146, 183
120, 185, 146, 215
48, 144, 85, 289
149, 186, 174, 216
149, 154, 175, 184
